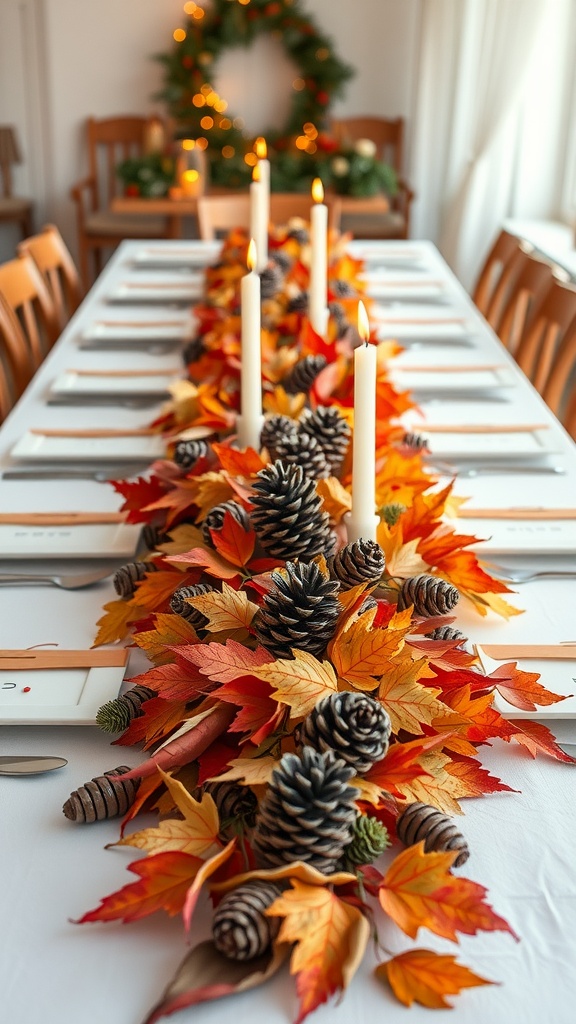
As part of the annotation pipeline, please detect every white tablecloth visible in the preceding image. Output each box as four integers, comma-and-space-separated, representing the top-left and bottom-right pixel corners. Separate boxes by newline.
2, 239, 576, 1024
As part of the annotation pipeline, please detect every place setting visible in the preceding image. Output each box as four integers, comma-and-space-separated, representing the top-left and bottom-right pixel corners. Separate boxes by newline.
129, 242, 221, 269
46, 367, 182, 407
105, 269, 204, 305
77, 314, 195, 350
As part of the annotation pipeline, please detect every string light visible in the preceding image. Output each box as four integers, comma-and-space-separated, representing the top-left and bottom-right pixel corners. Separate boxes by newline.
192, 94, 206, 107
244, 152, 257, 166
200, 115, 214, 129
181, 139, 195, 150
173, 28, 186, 42
222, 145, 235, 158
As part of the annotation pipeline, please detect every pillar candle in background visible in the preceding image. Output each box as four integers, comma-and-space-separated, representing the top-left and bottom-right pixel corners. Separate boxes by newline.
347, 301, 378, 544
309, 177, 329, 337
254, 137, 269, 271
250, 164, 267, 274
237, 239, 264, 451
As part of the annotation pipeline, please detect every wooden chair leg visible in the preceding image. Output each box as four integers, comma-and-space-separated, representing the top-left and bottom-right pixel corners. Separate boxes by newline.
78, 239, 91, 291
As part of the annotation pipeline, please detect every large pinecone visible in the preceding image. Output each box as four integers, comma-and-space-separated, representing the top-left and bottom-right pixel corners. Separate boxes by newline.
270, 250, 292, 273
401, 431, 430, 452
399, 574, 459, 617
282, 354, 327, 395
202, 500, 250, 546
204, 781, 258, 837
212, 881, 282, 961
426, 625, 468, 645
62, 766, 139, 823
298, 692, 392, 774
272, 431, 331, 479
182, 335, 205, 365
141, 523, 170, 551
173, 438, 209, 471
252, 747, 359, 873
342, 814, 390, 868
331, 278, 356, 298
96, 685, 156, 733
302, 406, 351, 475
260, 414, 297, 458
169, 582, 215, 627
254, 561, 341, 659
113, 561, 158, 599
396, 802, 469, 868
250, 461, 335, 562
260, 262, 284, 299
329, 539, 385, 589
286, 291, 308, 314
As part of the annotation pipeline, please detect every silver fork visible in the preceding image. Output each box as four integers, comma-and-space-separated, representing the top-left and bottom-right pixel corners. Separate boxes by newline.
425, 460, 566, 477
0, 568, 115, 589
487, 567, 576, 584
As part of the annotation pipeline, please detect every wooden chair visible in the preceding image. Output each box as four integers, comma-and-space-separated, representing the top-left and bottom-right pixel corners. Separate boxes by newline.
196, 192, 341, 241
0, 252, 60, 369
18, 224, 83, 330
489, 248, 556, 357
472, 229, 522, 316
0, 290, 36, 418
0, 126, 33, 240
70, 116, 171, 287
331, 116, 414, 239
515, 277, 576, 401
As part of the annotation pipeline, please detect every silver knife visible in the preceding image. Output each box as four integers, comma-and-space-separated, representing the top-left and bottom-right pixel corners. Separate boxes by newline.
1, 464, 149, 481
0, 755, 68, 775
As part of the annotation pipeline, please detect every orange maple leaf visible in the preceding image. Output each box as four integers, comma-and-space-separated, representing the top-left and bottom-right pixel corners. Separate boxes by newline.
210, 441, 265, 477
488, 661, 568, 712
378, 656, 454, 735
115, 771, 220, 858
267, 880, 370, 1024
181, 639, 274, 683
133, 613, 198, 665
507, 719, 576, 763
364, 735, 448, 797
114, 696, 188, 749
316, 476, 352, 524
76, 852, 203, 924
210, 509, 256, 568
253, 650, 338, 719
167, 546, 242, 581
329, 611, 409, 689
186, 582, 259, 632
379, 841, 518, 942
93, 597, 145, 647
377, 949, 494, 1009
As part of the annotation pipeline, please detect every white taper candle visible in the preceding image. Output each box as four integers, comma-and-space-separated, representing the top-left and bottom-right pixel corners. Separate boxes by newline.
347, 301, 379, 543
309, 177, 329, 337
237, 239, 264, 450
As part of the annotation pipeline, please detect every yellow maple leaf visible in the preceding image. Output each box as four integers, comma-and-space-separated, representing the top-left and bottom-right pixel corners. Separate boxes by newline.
330, 612, 408, 690
212, 755, 280, 787
316, 476, 352, 524
377, 948, 494, 1009
385, 536, 428, 579
464, 589, 523, 619
192, 471, 235, 520
187, 582, 259, 632
395, 752, 468, 815
155, 524, 205, 556
133, 613, 198, 665
378, 657, 454, 735
254, 650, 338, 719
263, 385, 306, 419
115, 768, 219, 857
164, 379, 200, 426
212, 861, 357, 895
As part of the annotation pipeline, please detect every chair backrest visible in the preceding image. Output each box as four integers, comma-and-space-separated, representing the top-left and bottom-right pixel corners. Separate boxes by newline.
516, 278, 576, 410
331, 116, 405, 174
492, 249, 556, 357
0, 252, 60, 368
197, 192, 340, 241
18, 224, 83, 329
472, 229, 521, 316
0, 125, 21, 198
0, 289, 35, 404
86, 116, 151, 208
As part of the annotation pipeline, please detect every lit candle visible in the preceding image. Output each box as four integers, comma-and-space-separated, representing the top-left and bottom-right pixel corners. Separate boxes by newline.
250, 164, 267, 276
254, 137, 269, 271
181, 169, 201, 196
237, 239, 264, 451
309, 177, 329, 337
346, 301, 378, 544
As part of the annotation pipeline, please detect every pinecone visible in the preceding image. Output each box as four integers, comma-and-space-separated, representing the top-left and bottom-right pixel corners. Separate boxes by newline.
204, 781, 258, 836
201, 500, 250, 546
328, 539, 385, 589
399, 574, 459, 617
182, 336, 205, 365
401, 431, 430, 452
342, 814, 390, 868
141, 523, 169, 551
286, 291, 308, 314
328, 300, 348, 336
62, 766, 139, 823
173, 438, 209, 471
212, 881, 282, 961
331, 278, 356, 298
254, 561, 341, 659
260, 262, 284, 299
298, 692, 392, 774
260, 413, 298, 458
301, 406, 351, 474
380, 502, 407, 528
272, 431, 331, 479
282, 354, 327, 395
169, 583, 215, 627
113, 561, 158, 599
96, 685, 156, 733
250, 461, 335, 562
270, 250, 292, 273
426, 625, 468, 645
396, 802, 470, 868
252, 747, 359, 873
286, 225, 309, 245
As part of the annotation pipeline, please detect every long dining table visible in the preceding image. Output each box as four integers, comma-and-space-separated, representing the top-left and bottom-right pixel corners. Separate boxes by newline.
1, 238, 576, 1024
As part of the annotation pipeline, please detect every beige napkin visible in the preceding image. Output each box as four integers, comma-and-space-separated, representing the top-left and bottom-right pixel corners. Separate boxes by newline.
421, 423, 548, 434
458, 508, 576, 520
392, 364, 506, 373
70, 369, 179, 378
0, 513, 127, 526
30, 428, 156, 438
0, 649, 128, 669
479, 644, 576, 661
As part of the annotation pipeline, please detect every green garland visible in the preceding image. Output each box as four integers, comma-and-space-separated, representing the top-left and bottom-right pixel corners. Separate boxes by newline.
155, 0, 354, 189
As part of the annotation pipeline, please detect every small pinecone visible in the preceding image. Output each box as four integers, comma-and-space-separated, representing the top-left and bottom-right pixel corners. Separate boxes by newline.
254, 560, 340, 659
113, 561, 158, 599
201, 500, 250, 546
399, 574, 460, 617
260, 261, 284, 299
96, 685, 156, 733
173, 438, 209, 471
169, 582, 214, 627
298, 692, 392, 774
342, 814, 390, 868
204, 781, 258, 836
329, 539, 385, 589
380, 502, 407, 528
282, 354, 327, 395
260, 413, 298, 458
402, 431, 430, 452
286, 290, 308, 314
426, 625, 468, 645
287, 225, 309, 245
328, 300, 348, 336
141, 523, 169, 551
272, 431, 331, 480
182, 335, 205, 365
270, 249, 292, 273
250, 461, 335, 562
252, 747, 359, 873
212, 881, 282, 961
331, 278, 356, 298
302, 406, 351, 474
62, 766, 139, 823
396, 802, 470, 868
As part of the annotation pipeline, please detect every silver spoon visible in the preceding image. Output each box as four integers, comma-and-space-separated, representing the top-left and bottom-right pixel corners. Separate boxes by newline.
0, 756, 68, 775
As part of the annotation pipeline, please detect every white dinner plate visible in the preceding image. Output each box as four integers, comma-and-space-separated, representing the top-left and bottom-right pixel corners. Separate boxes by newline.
49, 370, 180, 398
11, 431, 166, 462
421, 427, 560, 460
368, 281, 447, 300
464, 517, 576, 555
376, 320, 473, 342
0, 664, 127, 725
0, 521, 142, 560
477, 649, 576, 719
107, 280, 202, 303
389, 365, 516, 392
131, 243, 220, 268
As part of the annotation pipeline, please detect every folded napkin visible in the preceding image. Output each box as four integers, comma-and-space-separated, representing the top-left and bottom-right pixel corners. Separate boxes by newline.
0, 649, 128, 669
479, 644, 576, 661
70, 369, 179, 378
392, 364, 506, 373
30, 428, 156, 438
458, 508, 576, 520
421, 423, 549, 434
0, 513, 127, 525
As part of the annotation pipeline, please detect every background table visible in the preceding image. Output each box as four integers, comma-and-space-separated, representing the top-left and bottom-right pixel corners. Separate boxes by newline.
2, 239, 576, 1024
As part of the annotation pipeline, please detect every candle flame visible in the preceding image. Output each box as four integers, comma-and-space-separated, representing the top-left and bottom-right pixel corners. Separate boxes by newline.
357, 300, 370, 343
254, 137, 267, 158
247, 239, 257, 271
252, 163, 261, 182
311, 177, 324, 203
182, 169, 199, 183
